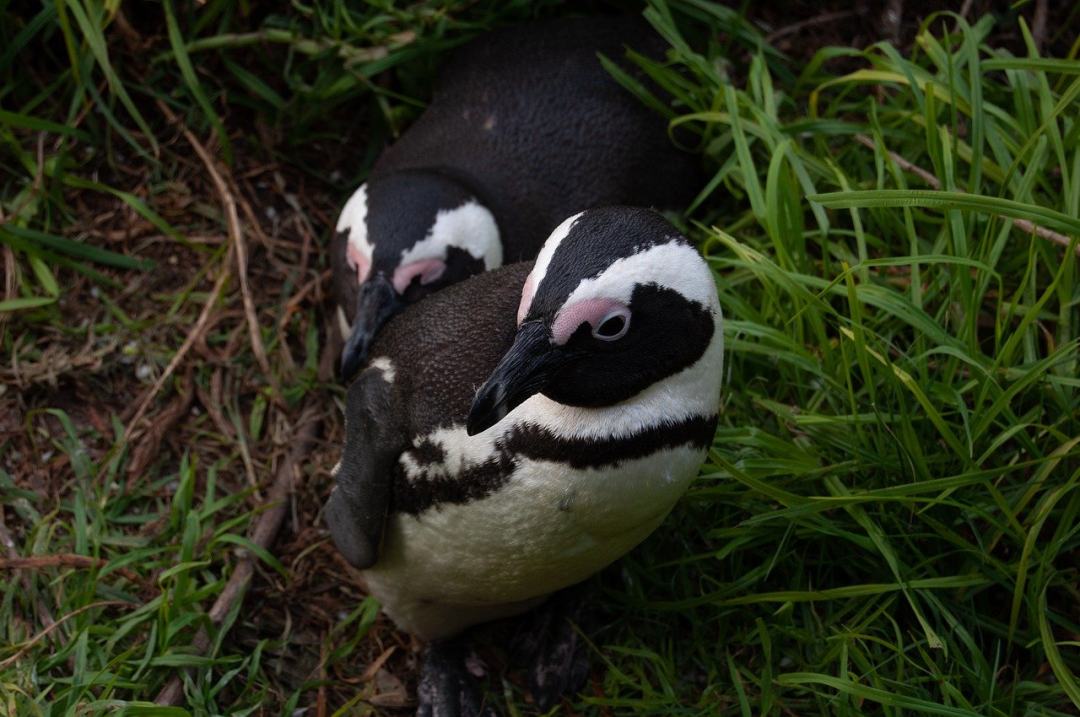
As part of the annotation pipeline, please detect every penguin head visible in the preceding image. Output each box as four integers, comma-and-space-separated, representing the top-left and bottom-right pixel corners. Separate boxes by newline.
337, 171, 502, 378
467, 207, 721, 436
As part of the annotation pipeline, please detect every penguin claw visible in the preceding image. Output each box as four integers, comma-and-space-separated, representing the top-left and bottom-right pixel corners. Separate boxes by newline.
516, 589, 590, 710
528, 624, 588, 711
417, 641, 497, 717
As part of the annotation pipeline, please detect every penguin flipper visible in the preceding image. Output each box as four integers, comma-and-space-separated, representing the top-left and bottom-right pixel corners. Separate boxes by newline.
325, 366, 399, 569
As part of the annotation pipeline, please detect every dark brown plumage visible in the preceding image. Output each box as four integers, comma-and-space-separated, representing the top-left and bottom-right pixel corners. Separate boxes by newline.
326, 262, 531, 569
371, 261, 532, 435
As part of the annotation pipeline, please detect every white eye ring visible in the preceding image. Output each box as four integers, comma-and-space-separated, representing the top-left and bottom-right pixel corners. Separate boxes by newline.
591, 307, 631, 341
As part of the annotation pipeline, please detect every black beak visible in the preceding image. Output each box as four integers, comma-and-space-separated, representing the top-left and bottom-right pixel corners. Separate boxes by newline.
340, 273, 401, 380
466, 321, 566, 436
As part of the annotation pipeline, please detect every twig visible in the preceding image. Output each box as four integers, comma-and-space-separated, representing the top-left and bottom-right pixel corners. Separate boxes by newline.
203, 367, 236, 438
0, 554, 104, 570
154, 405, 322, 706
122, 241, 233, 444
854, 134, 1078, 254
0, 520, 16, 555
126, 366, 195, 485
0, 551, 144, 584
765, 11, 856, 44
281, 270, 332, 330
318, 637, 329, 717
234, 183, 273, 255
156, 28, 413, 63
0, 510, 56, 632
0, 244, 14, 330
855, 134, 940, 188
1031, 0, 1048, 54
884, 0, 904, 45
319, 314, 342, 384
0, 600, 128, 670
156, 100, 275, 390
0, 133, 49, 253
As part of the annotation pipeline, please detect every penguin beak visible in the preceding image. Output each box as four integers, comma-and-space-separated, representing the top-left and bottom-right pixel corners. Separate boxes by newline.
467, 321, 566, 436
340, 273, 401, 380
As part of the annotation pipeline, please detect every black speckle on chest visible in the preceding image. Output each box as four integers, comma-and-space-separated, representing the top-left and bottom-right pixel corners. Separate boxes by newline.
406, 439, 446, 467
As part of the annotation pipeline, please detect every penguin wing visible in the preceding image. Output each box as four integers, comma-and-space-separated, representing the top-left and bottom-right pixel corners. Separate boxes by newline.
325, 365, 400, 569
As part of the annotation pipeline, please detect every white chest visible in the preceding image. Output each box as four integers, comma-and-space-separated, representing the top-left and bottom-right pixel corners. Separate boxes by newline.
362, 442, 705, 639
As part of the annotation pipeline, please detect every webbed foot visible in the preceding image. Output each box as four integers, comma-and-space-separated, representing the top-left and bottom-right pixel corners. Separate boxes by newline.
417, 640, 496, 717
514, 589, 590, 710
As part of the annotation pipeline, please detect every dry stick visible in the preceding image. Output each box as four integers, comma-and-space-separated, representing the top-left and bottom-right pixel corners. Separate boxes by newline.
0, 553, 142, 585
853, 134, 1078, 254
156, 101, 276, 390
765, 10, 856, 44
234, 184, 273, 255
317, 639, 329, 717
122, 243, 234, 444
125, 100, 278, 442
0, 554, 106, 570
855, 134, 940, 187
0, 508, 57, 632
0, 520, 17, 556
126, 368, 196, 486
0, 600, 129, 670
884, 0, 904, 44
1031, 0, 1048, 55
154, 406, 322, 706
0, 244, 14, 330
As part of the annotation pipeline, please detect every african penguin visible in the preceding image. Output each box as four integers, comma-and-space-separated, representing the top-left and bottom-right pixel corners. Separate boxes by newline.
325, 206, 723, 711
332, 16, 701, 378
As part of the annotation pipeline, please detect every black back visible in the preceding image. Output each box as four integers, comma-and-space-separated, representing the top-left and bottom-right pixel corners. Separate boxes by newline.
371, 15, 700, 261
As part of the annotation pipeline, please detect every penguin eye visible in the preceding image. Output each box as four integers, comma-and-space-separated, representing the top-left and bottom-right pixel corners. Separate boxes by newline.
591, 308, 631, 341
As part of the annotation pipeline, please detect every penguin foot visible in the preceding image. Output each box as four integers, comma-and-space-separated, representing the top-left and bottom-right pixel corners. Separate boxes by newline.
417, 641, 496, 717
515, 589, 590, 710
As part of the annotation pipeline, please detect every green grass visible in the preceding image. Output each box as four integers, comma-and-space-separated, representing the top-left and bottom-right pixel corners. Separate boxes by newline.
2, 1, 1079, 715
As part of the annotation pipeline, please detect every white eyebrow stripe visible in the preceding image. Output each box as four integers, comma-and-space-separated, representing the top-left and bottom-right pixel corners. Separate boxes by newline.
398, 200, 502, 270
337, 184, 373, 260
518, 212, 583, 321
559, 241, 718, 311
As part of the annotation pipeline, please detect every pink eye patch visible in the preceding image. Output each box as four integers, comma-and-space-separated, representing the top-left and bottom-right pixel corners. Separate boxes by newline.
346, 243, 371, 284
551, 298, 628, 345
517, 273, 537, 325
392, 258, 447, 294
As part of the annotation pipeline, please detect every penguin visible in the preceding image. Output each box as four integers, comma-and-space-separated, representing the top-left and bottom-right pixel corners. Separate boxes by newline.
324, 206, 723, 713
332, 16, 701, 378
